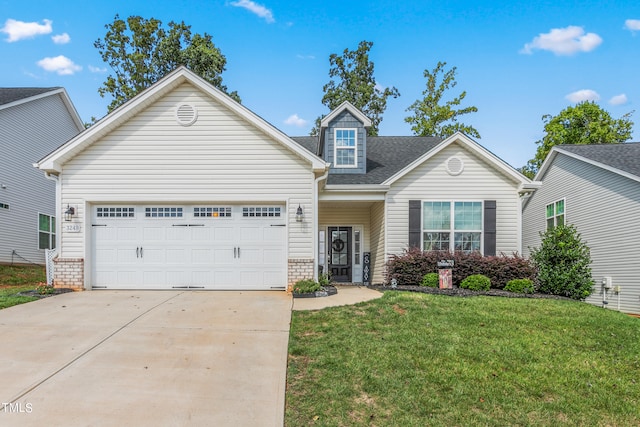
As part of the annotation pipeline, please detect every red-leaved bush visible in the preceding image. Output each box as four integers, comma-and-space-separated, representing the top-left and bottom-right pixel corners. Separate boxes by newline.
385, 247, 535, 289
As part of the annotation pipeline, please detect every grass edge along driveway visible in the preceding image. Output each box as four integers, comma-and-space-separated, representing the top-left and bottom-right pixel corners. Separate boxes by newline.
286, 291, 640, 426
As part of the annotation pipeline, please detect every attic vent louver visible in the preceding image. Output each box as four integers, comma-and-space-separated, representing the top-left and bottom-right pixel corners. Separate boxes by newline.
445, 156, 464, 176
176, 104, 198, 126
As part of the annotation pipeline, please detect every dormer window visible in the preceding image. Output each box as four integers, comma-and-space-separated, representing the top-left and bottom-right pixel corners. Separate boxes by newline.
335, 129, 357, 167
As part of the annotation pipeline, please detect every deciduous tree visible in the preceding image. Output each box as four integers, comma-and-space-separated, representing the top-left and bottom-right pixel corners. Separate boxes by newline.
405, 61, 480, 139
520, 101, 633, 178
95, 15, 239, 112
312, 40, 399, 136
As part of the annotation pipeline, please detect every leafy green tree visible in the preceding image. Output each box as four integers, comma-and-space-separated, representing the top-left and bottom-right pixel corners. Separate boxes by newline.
530, 224, 593, 300
95, 15, 239, 112
405, 61, 480, 139
521, 101, 633, 178
312, 40, 399, 136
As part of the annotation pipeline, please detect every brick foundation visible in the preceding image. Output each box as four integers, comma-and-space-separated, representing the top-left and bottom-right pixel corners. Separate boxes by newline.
288, 258, 315, 292
53, 258, 84, 291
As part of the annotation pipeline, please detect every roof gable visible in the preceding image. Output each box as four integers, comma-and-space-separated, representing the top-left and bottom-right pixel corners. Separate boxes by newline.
320, 101, 372, 128
383, 132, 531, 187
36, 67, 326, 173
0, 87, 83, 131
536, 143, 640, 184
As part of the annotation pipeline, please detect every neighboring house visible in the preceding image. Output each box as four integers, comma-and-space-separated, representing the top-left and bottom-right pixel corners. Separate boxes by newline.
35, 67, 532, 291
522, 143, 640, 315
0, 87, 84, 265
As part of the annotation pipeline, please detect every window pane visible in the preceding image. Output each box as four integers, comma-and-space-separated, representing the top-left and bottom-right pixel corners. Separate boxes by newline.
39, 232, 50, 250
556, 200, 564, 215
51, 233, 56, 250
51, 216, 56, 232
454, 202, 482, 230
423, 232, 450, 251
336, 148, 355, 166
39, 214, 50, 232
556, 214, 564, 226
547, 218, 555, 229
423, 202, 450, 230
336, 129, 355, 147
454, 232, 481, 252
546, 204, 554, 218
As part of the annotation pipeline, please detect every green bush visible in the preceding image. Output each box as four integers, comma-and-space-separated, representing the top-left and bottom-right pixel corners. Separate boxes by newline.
505, 278, 535, 294
421, 273, 440, 287
385, 248, 535, 288
293, 279, 321, 294
530, 224, 593, 300
318, 272, 331, 287
460, 274, 491, 291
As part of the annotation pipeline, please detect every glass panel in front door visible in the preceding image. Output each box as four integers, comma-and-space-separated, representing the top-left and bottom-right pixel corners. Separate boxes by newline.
331, 230, 348, 265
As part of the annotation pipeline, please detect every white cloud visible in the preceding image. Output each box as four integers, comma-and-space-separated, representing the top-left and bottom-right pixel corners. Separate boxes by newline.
284, 114, 307, 127
609, 94, 628, 105
1, 18, 52, 42
52, 33, 70, 44
565, 89, 600, 103
296, 54, 315, 60
230, 0, 275, 23
624, 19, 640, 31
37, 55, 82, 75
88, 65, 107, 73
520, 26, 602, 55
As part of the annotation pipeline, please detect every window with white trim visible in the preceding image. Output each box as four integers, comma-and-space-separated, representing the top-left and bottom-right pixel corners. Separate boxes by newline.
96, 207, 135, 218
423, 201, 482, 252
242, 207, 281, 217
334, 129, 357, 167
0, 203, 8, 210
546, 199, 565, 229
38, 213, 55, 250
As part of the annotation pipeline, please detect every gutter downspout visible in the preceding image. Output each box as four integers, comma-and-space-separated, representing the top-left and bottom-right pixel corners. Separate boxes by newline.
313, 166, 330, 281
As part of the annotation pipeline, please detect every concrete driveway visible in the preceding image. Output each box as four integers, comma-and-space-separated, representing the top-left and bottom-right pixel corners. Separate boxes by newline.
0, 290, 292, 427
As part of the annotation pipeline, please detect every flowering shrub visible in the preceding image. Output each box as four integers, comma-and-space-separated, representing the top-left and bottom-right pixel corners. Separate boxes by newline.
293, 279, 321, 294
385, 247, 535, 288
35, 283, 55, 295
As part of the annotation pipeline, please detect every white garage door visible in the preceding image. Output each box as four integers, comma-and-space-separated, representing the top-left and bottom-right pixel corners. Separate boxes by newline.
92, 205, 287, 290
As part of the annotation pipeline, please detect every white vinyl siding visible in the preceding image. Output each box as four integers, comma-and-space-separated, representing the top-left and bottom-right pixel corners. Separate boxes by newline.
522, 153, 640, 314
0, 92, 82, 263
386, 144, 522, 257
59, 83, 315, 266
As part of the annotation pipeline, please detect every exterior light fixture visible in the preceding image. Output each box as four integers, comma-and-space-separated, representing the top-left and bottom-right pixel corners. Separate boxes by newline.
64, 205, 75, 222
296, 204, 303, 222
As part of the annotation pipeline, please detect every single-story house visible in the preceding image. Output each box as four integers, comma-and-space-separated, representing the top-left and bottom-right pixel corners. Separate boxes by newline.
0, 87, 84, 265
523, 143, 640, 315
36, 67, 532, 291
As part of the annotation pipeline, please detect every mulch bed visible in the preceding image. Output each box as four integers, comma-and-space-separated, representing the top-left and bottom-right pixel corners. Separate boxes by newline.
18, 288, 74, 299
369, 285, 573, 301
293, 285, 338, 299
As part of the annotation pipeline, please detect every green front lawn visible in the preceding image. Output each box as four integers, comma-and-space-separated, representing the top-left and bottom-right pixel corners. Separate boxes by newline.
286, 291, 640, 426
0, 264, 45, 309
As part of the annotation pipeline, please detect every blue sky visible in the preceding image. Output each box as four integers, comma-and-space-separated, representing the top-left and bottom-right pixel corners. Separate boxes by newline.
2, 0, 639, 168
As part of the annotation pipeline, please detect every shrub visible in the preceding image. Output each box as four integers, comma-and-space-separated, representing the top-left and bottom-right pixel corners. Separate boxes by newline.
293, 279, 321, 294
385, 247, 535, 288
530, 224, 593, 300
421, 273, 439, 288
460, 274, 491, 291
505, 278, 535, 294
318, 272, 331, 287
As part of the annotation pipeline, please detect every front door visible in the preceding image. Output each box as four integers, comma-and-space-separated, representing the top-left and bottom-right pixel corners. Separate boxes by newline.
328, 226, 352, 282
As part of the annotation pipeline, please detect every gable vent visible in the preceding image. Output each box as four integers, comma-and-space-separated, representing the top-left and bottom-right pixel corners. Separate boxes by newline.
176, 104, 198, 126
445, 156, 464, 176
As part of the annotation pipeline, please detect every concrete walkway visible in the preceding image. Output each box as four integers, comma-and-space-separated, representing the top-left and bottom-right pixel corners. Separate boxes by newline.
0, 291, 292, 427
292, 285, 383, 311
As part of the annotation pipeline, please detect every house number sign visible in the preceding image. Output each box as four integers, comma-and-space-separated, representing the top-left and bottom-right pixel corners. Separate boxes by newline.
63, 223, 81, 233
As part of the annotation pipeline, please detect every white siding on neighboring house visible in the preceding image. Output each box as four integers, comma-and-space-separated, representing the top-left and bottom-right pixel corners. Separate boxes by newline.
0, 93, 81, 264
59, 83, 315, 265
386, 143, 523, 257
522, 153, 640, 314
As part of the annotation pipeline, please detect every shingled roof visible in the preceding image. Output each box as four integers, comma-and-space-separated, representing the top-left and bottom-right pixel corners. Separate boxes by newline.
0, 87, 61, 107
291, 136, 443, 184
555, 143, 640, 178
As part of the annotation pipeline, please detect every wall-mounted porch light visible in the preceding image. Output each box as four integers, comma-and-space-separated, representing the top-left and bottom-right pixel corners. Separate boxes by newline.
296, 204, 304, 222
64, 205, 75, 222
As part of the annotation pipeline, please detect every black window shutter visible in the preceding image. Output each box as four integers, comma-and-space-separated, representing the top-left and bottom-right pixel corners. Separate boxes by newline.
408, 200, 422, 249
484, 200, 496, 256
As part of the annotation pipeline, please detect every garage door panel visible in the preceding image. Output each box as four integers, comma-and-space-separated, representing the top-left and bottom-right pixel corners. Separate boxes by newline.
93, 205, 286, 290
